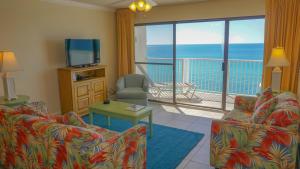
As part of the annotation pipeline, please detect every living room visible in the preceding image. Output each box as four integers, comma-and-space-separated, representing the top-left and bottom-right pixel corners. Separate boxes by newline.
0, 0, 300, 169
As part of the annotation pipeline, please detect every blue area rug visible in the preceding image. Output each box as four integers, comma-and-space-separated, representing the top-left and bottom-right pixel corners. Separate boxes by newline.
82, 114, 204, 169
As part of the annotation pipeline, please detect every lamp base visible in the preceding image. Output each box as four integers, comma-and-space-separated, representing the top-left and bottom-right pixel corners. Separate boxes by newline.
2, 73, 17, 101
271, 66, 282, 92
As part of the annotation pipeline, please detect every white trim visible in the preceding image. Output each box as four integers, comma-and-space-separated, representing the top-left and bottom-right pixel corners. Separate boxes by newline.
41, 0, 115, 12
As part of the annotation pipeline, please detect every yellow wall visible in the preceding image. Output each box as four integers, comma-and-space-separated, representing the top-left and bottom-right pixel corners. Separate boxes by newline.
136, 0, 265, 24
0, 0, 116, 113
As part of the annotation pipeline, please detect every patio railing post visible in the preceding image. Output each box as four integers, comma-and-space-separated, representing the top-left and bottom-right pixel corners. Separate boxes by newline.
182, 58, 190, 83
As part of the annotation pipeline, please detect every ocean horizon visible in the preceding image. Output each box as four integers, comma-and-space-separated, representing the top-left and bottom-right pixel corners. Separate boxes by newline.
144, 43, 264, 95
147, 43, 264, 60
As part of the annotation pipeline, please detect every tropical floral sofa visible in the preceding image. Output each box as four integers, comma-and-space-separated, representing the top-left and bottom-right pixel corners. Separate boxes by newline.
0, 104, 146, 169
210, 89, 300, 169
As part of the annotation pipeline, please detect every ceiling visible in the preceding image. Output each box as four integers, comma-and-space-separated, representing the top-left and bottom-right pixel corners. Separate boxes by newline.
71, 0, 209, 9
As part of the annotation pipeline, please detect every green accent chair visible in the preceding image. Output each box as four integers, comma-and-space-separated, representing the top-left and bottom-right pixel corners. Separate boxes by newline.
116, 74, 149, 106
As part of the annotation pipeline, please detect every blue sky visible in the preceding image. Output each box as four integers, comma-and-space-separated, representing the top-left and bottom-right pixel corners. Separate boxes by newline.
146, 19, 265, 45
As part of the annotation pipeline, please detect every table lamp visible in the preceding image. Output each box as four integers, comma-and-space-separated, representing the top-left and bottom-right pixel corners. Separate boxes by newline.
266, 47, 290, 92
0, 51, 22, 100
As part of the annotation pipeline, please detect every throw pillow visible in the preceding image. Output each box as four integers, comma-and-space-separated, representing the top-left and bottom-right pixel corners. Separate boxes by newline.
251, 97, 278, 124
63, 112, 87, 127
254, 88, 274, 110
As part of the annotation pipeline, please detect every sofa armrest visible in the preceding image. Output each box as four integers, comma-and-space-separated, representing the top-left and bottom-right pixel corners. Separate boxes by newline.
143, 78, 149, 92
49, 112, 88, 127
210, 120, 298, 169
117, 77, 125, 91
234, 95, 257, 112
88, 124, 147, 169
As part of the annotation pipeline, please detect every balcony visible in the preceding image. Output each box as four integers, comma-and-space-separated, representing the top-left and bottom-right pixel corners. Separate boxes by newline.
136, 57, 263, 110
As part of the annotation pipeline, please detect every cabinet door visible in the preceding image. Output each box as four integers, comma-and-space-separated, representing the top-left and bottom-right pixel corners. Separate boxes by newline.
94, 93, 104, 103
75, 83, 90, 98
74, 82, 91, 114
91, 80, 105, 103
77, 97, 90, 111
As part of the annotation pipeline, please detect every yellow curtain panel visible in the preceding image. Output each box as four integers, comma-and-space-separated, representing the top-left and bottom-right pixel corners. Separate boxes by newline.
263, 0, 300, 93
116, 9, 135, 78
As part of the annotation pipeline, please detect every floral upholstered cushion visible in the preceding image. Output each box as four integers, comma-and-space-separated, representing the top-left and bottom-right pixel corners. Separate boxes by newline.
51, 111, 88, 127
275, 92, 298, 104
15, 104, 49, 118
264, 92, 300, 132
264, 109, 300, 132
86, 125, 119, 141
234, 95, 257, 112
222, 109, 252, 122
15, 103, 88, 128
251, 97, 278, 124
254, 88, 274, 110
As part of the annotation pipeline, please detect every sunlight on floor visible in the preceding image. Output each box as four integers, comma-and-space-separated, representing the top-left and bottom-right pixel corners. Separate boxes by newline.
158, 103, 224, 120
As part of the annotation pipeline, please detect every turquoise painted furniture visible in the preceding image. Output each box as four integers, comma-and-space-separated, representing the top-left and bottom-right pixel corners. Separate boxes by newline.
116, 74, 149, 106
89, 100, 153, 137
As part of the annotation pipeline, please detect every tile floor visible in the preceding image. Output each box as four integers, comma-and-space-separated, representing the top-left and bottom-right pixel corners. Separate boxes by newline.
147, 102, 224, 169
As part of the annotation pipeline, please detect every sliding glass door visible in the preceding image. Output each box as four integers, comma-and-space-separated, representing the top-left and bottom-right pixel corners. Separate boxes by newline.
135, 24, 175, 103
226, 18, 265, 110
134, 16, 265, 110
176, 21, 225, 108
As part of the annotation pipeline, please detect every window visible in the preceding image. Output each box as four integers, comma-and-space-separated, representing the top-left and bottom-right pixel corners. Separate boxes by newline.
134, 16, 265, 110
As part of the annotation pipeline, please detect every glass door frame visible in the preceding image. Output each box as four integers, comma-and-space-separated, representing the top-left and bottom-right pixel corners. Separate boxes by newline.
135, 15, 265, 110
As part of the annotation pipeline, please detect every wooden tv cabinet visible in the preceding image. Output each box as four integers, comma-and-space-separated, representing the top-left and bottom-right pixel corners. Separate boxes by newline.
57, 65, 107, 116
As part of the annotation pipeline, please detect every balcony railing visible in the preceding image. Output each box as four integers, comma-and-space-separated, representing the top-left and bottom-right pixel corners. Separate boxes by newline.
137, 57, 263, 96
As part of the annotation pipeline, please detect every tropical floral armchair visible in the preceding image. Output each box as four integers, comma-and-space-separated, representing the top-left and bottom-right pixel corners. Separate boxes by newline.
210, 90, 300, 169
0, 104, 146, 169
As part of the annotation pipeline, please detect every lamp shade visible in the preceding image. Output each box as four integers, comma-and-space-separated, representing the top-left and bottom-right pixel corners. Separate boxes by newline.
0, 51, 22, 73
266, 47, 290, 67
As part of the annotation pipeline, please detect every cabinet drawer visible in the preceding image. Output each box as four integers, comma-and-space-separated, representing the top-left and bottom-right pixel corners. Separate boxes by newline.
75, 84, 90, 97
77, 97, 90, 110
94, 92, 104, 103
93, 80, 104, 93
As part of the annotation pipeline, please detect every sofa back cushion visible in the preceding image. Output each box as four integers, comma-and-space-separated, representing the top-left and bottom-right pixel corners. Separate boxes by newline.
50, 111, 88, 127
15, 105, 48, 118
264, 109, 300, 131
15, 104, 88, 128
125, 74, 145, 88
263, 92, 300, 129
254, 88, 274, 110
251, 97, 278, 124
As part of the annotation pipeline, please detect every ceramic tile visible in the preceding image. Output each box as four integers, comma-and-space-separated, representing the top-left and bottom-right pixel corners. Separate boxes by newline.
191, 140, 211, 165
184, 161, 214, 169
148, 102, 220, 169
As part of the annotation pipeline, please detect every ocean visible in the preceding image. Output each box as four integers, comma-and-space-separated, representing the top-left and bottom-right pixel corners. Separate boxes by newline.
143, 43, 264, 95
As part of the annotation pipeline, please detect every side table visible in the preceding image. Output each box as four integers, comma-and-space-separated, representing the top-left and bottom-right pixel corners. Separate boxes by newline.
0, 95, 30, 107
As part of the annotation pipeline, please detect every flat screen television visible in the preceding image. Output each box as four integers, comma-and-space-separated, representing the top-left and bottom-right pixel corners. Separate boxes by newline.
65, 39, 100, 67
